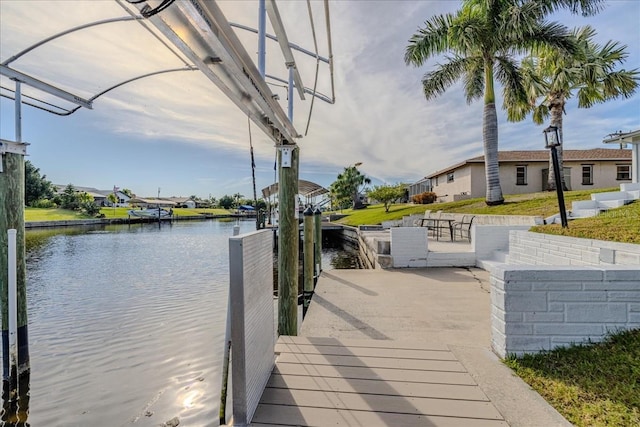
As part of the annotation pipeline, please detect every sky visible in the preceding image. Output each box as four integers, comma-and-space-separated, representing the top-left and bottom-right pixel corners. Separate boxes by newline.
1, 0, 639, 200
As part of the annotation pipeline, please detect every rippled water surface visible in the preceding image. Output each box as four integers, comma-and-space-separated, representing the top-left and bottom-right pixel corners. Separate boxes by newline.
16, 220, 358, 426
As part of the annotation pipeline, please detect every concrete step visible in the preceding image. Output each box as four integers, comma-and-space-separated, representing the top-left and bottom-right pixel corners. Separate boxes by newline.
591, 191, 630, 202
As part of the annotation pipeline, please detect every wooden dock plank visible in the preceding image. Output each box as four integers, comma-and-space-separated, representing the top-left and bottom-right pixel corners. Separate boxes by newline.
275, 342, 456, 360
251, 404, 509, 427
276, 352, 466, 372
272, 362, 477, 385
251, 337, 507, 426
267, 373, 489, 401
258, 388, 503, 419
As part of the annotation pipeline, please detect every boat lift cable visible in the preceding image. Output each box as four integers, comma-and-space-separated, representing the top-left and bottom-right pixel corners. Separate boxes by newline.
324, 0, 336, 104
304, 0, 321, 136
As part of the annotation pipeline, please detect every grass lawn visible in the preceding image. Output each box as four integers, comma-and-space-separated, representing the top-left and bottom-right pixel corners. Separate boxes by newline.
505, 329, 640, 427
25, 208, 92, 221
531, 201, 640, 244
25, 207, 234, 221
332, 188, 640, 244
333, 188, 616, 227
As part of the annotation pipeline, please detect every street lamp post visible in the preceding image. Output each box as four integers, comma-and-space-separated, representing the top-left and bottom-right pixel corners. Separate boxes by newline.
543, 126, 568, 228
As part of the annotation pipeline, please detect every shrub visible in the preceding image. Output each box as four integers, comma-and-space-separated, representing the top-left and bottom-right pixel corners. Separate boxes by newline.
412, 191, 437, 204
30, 199, 56, 208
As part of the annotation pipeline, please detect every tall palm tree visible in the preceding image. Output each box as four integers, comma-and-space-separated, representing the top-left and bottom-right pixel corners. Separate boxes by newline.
509, 26, 639, 190
405, 0, 601, 205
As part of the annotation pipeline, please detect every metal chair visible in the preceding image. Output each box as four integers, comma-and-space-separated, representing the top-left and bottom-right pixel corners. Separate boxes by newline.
452, 215, 475, 242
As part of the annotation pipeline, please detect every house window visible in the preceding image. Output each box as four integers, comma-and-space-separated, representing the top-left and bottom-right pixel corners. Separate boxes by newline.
516, 165, 527, 185
435, 176, 438, 186
581, 165, 593, 185
447, 172, 454, 183
617, 164, 631, 181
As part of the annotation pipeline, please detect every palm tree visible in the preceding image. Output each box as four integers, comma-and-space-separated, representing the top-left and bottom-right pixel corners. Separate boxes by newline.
405, 0, 601, 205
509, 25, 639, 190
331, 165, 371, 209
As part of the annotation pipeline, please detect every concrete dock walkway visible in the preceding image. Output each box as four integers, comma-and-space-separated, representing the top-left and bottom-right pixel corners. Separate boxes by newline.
251, 268, 571, 426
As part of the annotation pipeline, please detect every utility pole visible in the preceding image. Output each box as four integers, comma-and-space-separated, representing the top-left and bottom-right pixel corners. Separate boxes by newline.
277, 144, 299, 335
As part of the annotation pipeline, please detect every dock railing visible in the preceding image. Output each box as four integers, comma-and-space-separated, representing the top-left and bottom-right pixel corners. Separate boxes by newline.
228, 229, 275, 426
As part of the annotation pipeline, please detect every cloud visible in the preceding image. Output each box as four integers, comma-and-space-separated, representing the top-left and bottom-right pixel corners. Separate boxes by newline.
1, 0, 638, 193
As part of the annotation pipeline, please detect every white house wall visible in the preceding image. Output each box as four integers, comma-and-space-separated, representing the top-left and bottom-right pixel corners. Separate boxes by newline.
429, 159, 631, 202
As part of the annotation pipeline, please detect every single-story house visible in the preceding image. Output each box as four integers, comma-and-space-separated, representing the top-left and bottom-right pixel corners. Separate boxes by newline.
427, 148, 632, 202
101, 190, 131, 207
53, 184, 107, 206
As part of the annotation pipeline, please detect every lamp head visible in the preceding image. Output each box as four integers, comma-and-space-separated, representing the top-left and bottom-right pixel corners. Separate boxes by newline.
543, 126, 560, 149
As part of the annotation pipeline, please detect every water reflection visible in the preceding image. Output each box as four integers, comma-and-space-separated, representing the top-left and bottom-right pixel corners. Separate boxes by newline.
5, 220, 360, 426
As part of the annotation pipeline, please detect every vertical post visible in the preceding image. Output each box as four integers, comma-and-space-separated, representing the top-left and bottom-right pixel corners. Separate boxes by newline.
313, 208, 322, 284
287, 67, 294, 121
258, 0, 266, 78
1, 80, 30, 424
551, 146, 568, 228
15, 82, 22, 143
278, 145, 299, 335
302, 208, 314, 316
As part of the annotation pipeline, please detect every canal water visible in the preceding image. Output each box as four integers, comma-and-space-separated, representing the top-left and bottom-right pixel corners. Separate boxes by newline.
9, 219, 359, 426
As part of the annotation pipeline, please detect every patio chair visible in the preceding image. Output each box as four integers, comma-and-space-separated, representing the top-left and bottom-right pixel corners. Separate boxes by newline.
416, 209, 432, 227
452, 215, 475, 242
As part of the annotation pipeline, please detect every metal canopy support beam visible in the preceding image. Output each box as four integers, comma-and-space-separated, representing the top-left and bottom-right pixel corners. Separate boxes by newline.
265, 0, 305, 101
130, 0, 298, 145
0, 65, 93, 110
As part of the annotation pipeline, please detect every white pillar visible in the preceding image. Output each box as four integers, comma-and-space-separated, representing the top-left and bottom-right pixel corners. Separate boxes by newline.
632, 143, 639, 184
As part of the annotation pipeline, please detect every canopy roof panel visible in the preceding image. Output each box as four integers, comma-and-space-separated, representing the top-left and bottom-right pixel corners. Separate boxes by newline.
1, 1, 334, 143
262, 180, 328, 199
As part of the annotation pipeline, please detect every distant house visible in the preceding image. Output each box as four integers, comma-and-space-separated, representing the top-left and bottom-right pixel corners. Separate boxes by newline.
426, 149, 632, 202
166, 197, 198, 208
101, 190, 131, 207
53, 185, 108, 206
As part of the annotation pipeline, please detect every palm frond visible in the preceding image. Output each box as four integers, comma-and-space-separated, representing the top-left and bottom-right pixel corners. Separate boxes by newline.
405, 13, 456, 66
495, 55, 528, 112
535, 0, 605, 17
462, 56, 485, 103
421, 56, 475, 101
532, 104, 550, 125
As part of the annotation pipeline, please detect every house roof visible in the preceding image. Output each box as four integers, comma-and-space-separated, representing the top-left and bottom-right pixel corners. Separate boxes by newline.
53, 184, 107, 198
426, 149, 632, 179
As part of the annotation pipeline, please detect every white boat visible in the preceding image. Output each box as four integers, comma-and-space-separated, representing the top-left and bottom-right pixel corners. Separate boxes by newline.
128, 208, 172, 218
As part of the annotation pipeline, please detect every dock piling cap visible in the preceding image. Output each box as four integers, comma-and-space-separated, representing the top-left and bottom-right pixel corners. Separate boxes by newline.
303, 207, 314, 216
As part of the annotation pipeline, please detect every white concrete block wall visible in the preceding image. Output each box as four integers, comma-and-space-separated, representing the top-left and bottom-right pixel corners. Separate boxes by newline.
474, 225, 532, 263
490, 265, 640, 357
509, 231, 640, 266
391, 227, 428, 267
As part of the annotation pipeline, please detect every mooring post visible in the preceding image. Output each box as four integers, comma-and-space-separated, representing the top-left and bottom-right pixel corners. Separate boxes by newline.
278, 144, 299, 336
302, 207, 314, 316
1, 80, 30, 423
313, 208, 322, 285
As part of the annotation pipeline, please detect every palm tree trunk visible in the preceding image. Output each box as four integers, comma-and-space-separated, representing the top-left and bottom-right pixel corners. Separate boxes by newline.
483, 61, 504, 205
547, 93, 566, 191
